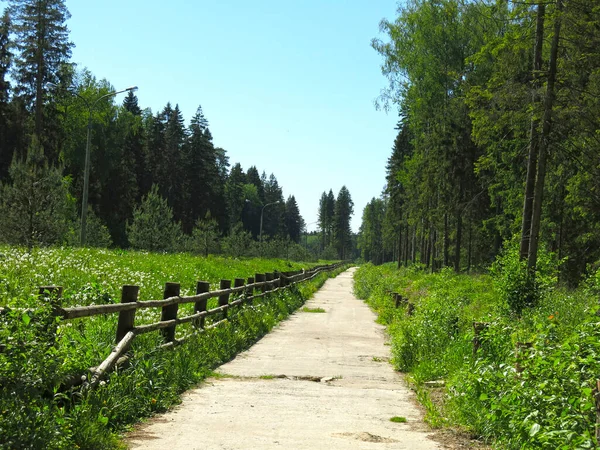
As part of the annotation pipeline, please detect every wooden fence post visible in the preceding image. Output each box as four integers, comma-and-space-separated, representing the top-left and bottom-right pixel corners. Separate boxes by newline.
246, 277, 255, 301
116, 285, 138, 344
473, 322, 489, 354
273, 271, 280, 288
219, 279, 231, 319
265, 273, 274, 293
194, 281, 210, 328
161, 282, 180, 343
407, 302, 415, 316
393, 293, 401, 308
256, 273, 266, 294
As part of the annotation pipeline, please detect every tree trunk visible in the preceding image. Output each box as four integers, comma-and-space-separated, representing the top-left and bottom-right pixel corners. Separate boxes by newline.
443, 213, 449, 267
397, 228, 402, 269
455, 212, 462, 272
35, 8, 45, 141
467, 223, 473, 273
520, 3, 546, 261
527, 0, 563, 272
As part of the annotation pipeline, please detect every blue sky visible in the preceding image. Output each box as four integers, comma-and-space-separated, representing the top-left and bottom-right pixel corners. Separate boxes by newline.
4, 0, 400, 232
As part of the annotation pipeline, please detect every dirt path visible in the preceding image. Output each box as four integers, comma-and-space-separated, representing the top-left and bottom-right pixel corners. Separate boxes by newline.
127, 268, 442, 449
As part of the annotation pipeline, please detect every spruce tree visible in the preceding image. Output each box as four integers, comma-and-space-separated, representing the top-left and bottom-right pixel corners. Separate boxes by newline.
128, 184, 182, 252
285, 195, 304, 243
9, 0, 73, 147
225, 163, 246, 230
263, 173, 285, 238
0, 9, 12, 181
181, 105, 222, 233
0, 136, 72, 247
333, 186, 354, 260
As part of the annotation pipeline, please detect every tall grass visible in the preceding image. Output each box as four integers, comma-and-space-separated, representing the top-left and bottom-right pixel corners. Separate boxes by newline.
0, 245, 344, 449
354, 263, 600, 448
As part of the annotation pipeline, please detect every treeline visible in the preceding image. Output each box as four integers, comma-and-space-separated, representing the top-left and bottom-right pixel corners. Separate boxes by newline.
0, 0, 312, 259
316, 186, 357, 261
359, 0, 600, 284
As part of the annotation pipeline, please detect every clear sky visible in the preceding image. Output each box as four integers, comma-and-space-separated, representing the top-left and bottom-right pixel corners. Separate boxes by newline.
4, 0, 400, 232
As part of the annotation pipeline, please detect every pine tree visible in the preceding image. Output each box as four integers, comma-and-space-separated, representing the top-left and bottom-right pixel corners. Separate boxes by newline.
181, 105, 223, 233
162, 104, 186, 220
9, 0, 73, 150
246, 166, 265, 202
123, 90, 141, 116
0, 136, 73, 247
128, 184, 182, 252
225, 163, 246, 230
263, 173, 285, 238
333, 186, 354, 260
285, 195, 304, 243
0, 9, 12, 181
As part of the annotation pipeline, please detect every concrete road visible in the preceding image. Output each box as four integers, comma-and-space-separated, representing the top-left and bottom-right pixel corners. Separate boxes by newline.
127, 268, 442, 449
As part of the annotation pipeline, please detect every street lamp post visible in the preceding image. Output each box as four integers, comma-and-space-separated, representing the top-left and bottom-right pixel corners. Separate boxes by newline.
259, 201, 279, 246
47, 83, 138, 246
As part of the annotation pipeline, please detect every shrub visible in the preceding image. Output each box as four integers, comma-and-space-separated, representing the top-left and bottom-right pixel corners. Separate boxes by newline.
490, 237, 560, 315
0, 138, 74, 247
127, 185, 182, 252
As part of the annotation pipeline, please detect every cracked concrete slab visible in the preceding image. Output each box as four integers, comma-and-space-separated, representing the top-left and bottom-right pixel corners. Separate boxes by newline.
127, 268, 442, 449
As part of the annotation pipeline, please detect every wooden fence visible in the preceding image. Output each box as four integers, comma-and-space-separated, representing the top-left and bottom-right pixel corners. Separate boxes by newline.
3, 262, 345, 390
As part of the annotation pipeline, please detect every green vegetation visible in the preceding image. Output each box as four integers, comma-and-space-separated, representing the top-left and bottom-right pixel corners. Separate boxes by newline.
360, 0, 600, 289
301, 307, 326, 313
317, 187, 357, 261
354, 263, 600, 448
0, 246, 344, 449
389, 416, 407, 423
0, 0, 345, 261
0, 246, 323, 308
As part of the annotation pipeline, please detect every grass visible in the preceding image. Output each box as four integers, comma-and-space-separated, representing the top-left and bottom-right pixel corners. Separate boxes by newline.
0, 245, 346, 449
354, 262, 600, 449
390, 416, 407, 423
301, 306, 326, 313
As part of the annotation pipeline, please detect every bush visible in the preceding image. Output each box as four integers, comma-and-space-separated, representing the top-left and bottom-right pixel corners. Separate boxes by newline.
127, 185, 182, 252
490, 237, 560, 315
354, 262, 599, 449
0, 138, 74, 247
221, 223, 252, 257
84, 208, 113, 248
191, 216, 221, 256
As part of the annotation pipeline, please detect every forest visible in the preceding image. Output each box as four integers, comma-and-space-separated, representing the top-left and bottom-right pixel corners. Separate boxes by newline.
357, 0, 600, 287
0, 0, 357, 261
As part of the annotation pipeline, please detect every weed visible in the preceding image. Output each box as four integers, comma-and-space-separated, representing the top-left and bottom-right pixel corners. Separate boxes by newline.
0, 245, 347, 449
390, 416, 407, 423
301, 307, 326, 313
354, 262, 599, 448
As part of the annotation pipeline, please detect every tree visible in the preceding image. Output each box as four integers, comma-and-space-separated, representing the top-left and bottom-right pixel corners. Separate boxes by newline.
192, 213, 220, 257
225, 163, 246, 230
127, 184, 182, 252
9, 0, 73, 149
285, 195, 304, 243
0, 136, 73, 247
358, 198, 385, 264
333, 186, 354, 260
0, 9, 12, 181
181, 105, 223, 233
263, 173, 285, 238
318, 189, 335, 249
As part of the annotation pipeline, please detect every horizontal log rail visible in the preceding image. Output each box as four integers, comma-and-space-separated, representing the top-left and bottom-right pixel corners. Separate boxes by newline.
58, 267, 328, 320
2, 262, 346, 389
